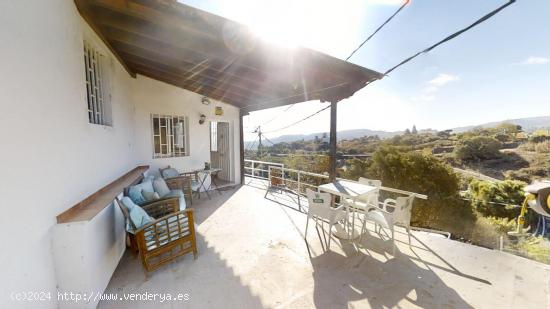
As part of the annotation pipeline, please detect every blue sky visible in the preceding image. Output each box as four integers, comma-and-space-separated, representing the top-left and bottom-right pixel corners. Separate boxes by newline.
180, 0, 550, 140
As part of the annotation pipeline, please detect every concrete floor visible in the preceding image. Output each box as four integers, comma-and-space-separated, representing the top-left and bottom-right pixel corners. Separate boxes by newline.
100, 178, 550, 308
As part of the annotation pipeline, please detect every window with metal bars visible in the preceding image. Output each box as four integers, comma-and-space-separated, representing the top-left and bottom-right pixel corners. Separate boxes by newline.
83, 41, 111, 126
151, 114, 189, 158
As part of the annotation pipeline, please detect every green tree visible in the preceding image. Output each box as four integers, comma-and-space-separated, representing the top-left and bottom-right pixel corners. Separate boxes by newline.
468, 179, 525, 218
454, 136, 502, 161
349, 146, 476, 235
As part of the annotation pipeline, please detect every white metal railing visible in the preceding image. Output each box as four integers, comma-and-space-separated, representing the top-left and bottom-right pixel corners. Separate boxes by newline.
267, 165, 329, 196
246, 159, 428, 200
244, 159, 284, 180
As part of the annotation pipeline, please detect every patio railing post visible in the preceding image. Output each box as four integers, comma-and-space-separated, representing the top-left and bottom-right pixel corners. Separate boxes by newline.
297, 172, 301, 195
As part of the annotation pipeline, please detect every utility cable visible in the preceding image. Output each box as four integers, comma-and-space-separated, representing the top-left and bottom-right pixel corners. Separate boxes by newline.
346, 0, 410, 61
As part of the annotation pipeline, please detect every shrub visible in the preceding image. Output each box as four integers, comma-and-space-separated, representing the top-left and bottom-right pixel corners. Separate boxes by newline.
365, 146, 476, 235
454, 136, 502, 161
468, 179, 525, 218
535, 140, 550, 153
529, 135, 550, 144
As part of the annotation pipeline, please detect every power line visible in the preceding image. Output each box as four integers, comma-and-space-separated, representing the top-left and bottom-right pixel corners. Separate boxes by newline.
261, 133, 276, 146
261, 104, 296, 127
384, 0, 516, 75
346, 0, 410, 61
236, 82, 349, 112
263, 104, 331, 134
242, 0, 515, 134
245, 135, 258, 152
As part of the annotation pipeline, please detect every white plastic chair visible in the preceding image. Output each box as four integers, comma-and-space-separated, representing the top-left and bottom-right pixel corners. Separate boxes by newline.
357, 177, 382, 208
305, 189, 347, 250
363, 195, 415, 255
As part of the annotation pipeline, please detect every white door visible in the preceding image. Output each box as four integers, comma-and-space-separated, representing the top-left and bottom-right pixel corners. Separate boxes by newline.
210, 122, 231, 181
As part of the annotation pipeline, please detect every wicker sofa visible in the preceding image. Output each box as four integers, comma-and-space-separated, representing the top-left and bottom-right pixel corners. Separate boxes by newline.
116, 195, 198, 272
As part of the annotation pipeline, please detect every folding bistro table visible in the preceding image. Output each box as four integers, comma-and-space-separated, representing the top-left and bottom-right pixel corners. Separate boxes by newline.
194, 167, 222, 199
318, 180, 377, 240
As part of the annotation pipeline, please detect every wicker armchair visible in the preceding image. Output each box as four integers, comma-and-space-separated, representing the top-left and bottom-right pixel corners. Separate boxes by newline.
159, 166, 195, 205
116, 196, 181, 253
116, 197, 198, 272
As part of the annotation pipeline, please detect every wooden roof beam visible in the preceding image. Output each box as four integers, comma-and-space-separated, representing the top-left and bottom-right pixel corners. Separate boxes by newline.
118, 52, 277, 101
87, 0, 353, 89
100, 23, 293, 96
74, 0, 136, 77
126, 60, 260, 103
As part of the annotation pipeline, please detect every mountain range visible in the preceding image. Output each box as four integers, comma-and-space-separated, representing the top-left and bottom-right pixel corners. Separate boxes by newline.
245, 116, 550, 148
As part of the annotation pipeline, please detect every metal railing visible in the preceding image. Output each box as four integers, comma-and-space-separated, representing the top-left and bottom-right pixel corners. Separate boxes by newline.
267, 165, 329, 196
245, 159, 428, 200
244, 159, 284, 180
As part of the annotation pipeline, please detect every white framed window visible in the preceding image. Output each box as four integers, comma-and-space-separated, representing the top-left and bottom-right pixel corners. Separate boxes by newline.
151, 114, 189, 158
83, 40, 111, 126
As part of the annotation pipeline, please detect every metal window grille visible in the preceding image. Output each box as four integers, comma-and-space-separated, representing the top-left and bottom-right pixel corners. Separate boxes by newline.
151, 114, 188, 158
84, 41, 110, 125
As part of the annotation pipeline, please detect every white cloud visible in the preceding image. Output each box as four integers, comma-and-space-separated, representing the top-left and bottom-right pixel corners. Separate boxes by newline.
428, 74, 460, 87
515, 56, 549, 65
413, 73, 459, 103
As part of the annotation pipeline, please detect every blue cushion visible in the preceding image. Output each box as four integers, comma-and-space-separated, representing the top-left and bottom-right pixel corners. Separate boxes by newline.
128, 180, 154, 205
164, 189, 187, 210
153, 178, 171, 197
130, 205, 153, 230
121, 196, 137, 211
162, 168, 179, 179
121, 197, 153, 232
142, 175, 155, 184
141, 190, 160, 202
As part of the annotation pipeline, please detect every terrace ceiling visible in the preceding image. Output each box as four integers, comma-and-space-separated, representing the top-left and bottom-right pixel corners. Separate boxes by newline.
75, 0, 383, 112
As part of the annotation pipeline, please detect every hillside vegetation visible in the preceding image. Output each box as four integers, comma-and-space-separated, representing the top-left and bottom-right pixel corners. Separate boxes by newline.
246, 122, 550, 262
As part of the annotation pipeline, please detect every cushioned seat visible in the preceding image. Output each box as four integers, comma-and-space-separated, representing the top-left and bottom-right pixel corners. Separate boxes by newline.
128, 180, 155, 205
161, 168, 180, 179
164, 189, 187, 210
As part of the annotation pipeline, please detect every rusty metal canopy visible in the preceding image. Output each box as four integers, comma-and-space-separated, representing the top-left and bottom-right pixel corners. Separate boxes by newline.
75, 0, 383, 112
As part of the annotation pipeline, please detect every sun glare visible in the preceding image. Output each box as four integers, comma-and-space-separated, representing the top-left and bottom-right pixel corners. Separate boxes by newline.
220, 0, 366, 55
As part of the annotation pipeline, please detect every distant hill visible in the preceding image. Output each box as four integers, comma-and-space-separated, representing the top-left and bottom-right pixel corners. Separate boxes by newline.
245, 129, 401, 149
452, 116, 550, 133
244, 116, 550, 149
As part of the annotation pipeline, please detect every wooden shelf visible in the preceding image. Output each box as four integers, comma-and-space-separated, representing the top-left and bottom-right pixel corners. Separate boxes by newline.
57, 166, 149, 223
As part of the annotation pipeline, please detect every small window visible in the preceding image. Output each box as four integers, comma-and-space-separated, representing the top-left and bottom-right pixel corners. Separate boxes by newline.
151, 114, 188, 158
83, 41, 111, 125
210, 122, 218, 152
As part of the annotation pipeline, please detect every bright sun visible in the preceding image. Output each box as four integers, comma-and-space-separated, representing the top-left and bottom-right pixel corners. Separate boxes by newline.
219, 0, 366, 55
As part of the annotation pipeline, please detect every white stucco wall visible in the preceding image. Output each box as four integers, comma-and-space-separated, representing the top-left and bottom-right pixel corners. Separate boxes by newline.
0, 1, 138, 308
132, 75, 241, 183
0, 1, 242, 308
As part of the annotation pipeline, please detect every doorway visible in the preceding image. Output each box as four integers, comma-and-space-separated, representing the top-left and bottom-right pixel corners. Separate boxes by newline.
210, 121, 233, 184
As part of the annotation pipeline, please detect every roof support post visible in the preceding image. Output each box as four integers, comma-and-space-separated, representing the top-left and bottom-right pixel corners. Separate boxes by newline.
329, 101, 338, 182
239, 109, 246, 185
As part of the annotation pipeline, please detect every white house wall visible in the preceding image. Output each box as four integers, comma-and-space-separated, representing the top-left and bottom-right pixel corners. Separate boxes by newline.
132, 75, 241, 183
0, 1, 135, 308
0, 1, 242, 308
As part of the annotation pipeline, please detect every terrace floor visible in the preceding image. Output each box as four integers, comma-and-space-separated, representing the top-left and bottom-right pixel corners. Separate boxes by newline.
100, 178, 550, 308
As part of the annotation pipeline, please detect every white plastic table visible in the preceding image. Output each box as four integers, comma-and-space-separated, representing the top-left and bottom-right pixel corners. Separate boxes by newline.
318, 180, 377, 240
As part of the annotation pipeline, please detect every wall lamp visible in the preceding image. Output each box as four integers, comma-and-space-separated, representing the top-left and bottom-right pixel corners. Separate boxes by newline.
199, 114, 206, 125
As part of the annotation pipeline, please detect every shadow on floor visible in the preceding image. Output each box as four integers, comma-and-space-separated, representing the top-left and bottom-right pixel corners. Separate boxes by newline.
99, 232, 264, 308
309, 250, 475, 308
262, 184, 483, 308
191, 186, 240, 224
